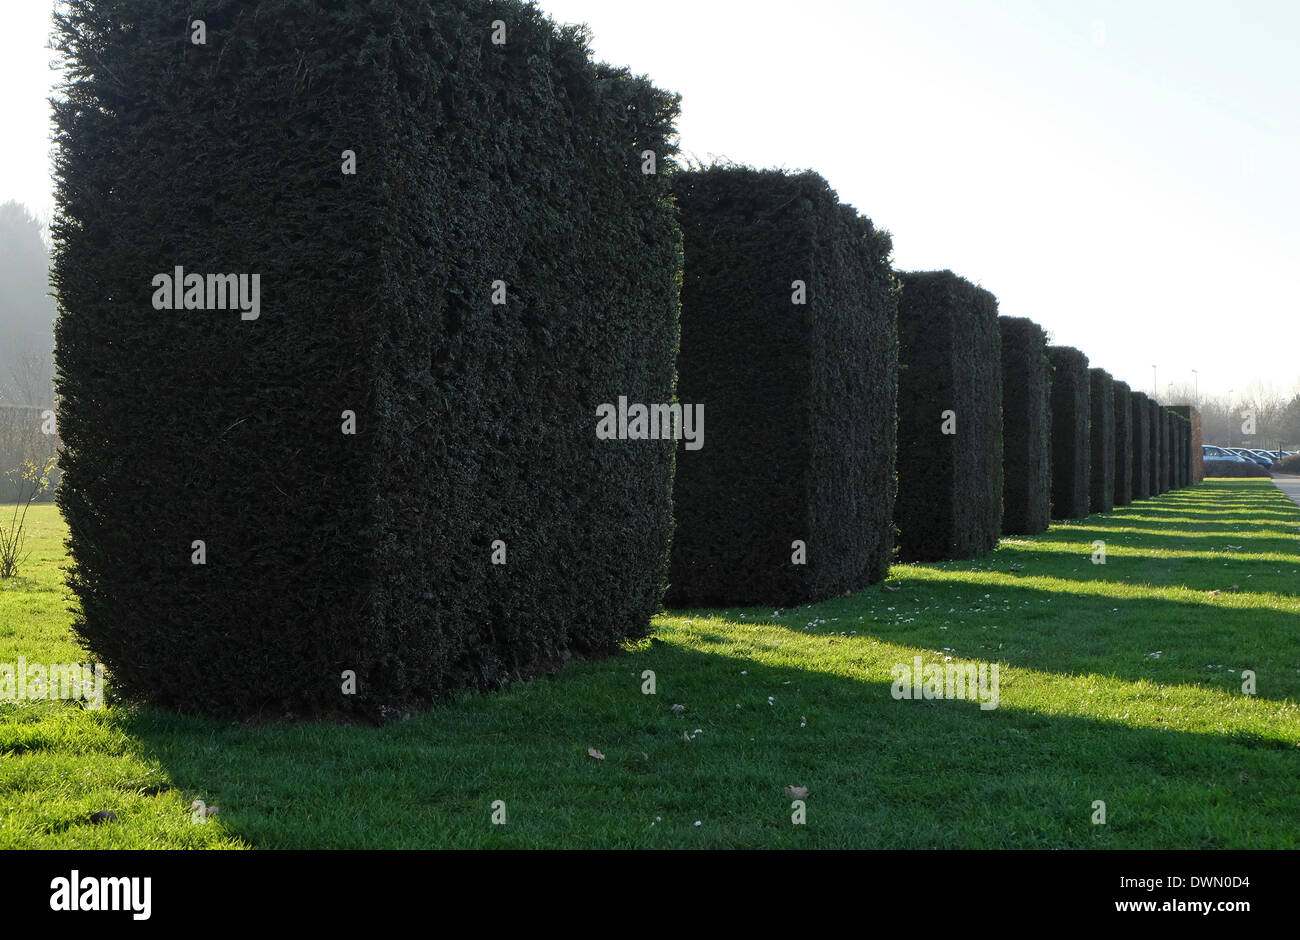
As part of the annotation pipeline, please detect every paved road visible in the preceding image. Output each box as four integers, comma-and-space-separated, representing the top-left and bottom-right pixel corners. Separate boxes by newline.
1273, 474, 1300, 507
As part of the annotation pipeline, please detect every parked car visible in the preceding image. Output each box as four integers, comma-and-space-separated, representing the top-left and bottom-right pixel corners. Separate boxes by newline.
1246, 449, 1280, 465
1228, 448, 1274, 468
1203, 445, 1245, 461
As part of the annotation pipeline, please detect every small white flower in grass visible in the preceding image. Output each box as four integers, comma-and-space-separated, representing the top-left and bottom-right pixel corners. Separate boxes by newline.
694, 728, 703, 734
767, 696, 775, 705
694, 820, 702, 827
740, 670, 747, 675
800, 716, 807, 727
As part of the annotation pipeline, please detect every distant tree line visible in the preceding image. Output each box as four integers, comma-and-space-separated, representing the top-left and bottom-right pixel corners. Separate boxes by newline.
0, 201, 59, 502
1164, 381, 1300, 450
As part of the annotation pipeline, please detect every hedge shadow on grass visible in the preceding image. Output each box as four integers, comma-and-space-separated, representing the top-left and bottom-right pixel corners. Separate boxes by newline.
115, 624, 1299, 849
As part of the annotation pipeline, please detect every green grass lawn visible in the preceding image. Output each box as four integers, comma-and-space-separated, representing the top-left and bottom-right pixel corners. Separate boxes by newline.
2, 479, 1298, 848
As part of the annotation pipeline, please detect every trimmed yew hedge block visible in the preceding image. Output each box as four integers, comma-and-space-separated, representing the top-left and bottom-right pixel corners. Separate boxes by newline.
1173, 412, 1191, 487
52, 0, 682, 718
1047, 346, 1091, 519
1160, 408, 1173, 492
998, 317, 1051, 535
1113, 380, 1133, 506
1154, 397, 1164, 496
1089, 368, 1116, 513
1189, 408, 1204, 483
894, 271, 1003, 561
1130, 390, 1152, 500
667, 167, 898, 605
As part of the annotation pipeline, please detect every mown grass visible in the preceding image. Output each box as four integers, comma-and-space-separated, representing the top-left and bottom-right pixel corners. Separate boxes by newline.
1, 479, 1298, 848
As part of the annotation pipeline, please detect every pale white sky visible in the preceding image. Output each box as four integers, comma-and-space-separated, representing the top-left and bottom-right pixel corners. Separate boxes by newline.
3, 0, 1297, 400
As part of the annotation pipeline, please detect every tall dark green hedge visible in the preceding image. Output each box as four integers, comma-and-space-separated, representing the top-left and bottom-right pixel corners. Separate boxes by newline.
1169, 414, 1181, 488
1089, 368, 1115, 513
1164, 408, 1175, 491
1113, 380, 1133, 506
1130, 390, 1151, 500
998, 317, 1051, 535
1148, 399, 1163, 495
52, 0, 682, 718
1047, 346, 1091, 519
894, 272, 1002, 561
1173, 412, 1191, 487
1182, 417, 1191, 486
1172, 405, 1198, 486
666, 167, 897, 606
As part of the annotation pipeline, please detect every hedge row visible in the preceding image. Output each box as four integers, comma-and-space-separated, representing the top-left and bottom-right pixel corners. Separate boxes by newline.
1047, 346, 1091, 519
52, 0, 1206, 718
1205, 459, 1271, 478
1089, 369, 1116, 513
666, 168, 898, 605
1112, 380, 1133, 507
998, 317, 1052, 535
893, 272, 1002, 561
53, 0, 682, 718
1130, 390, 1152, 500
